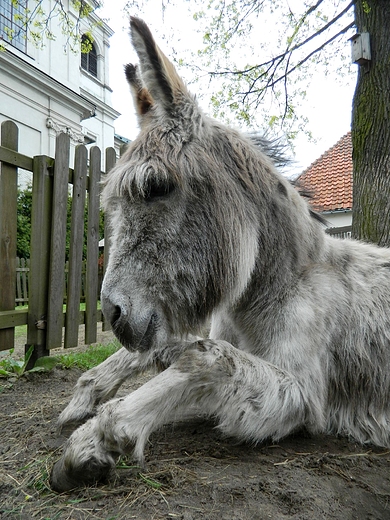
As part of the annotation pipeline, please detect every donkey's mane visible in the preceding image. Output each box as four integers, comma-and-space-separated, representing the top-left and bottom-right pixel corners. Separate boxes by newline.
104, 122, 290, 205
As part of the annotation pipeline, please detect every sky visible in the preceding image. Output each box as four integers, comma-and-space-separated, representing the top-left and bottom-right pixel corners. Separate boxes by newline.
99, 2, 357, 176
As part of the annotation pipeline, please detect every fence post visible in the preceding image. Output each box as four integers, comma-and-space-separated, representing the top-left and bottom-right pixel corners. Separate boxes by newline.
64, 145, 87, 348
26, 155, 53, 367
102, 147, 116, 331
85, 146, 101, 344
46, 133, 70, 349
0, 121, 18, 351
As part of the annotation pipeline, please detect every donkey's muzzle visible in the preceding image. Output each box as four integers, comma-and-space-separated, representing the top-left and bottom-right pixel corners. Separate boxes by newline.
101, 293, 157, 351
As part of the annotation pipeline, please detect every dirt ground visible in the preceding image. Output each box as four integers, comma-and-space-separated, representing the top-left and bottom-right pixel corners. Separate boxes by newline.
1, 332, 390, 519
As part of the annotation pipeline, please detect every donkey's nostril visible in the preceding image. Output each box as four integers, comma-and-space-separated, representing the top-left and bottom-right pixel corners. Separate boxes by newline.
101, 294, 126, 328
112, 305, 122, 325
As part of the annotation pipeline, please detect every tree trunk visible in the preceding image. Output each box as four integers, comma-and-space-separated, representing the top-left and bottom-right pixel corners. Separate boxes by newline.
351, 0, 390, 246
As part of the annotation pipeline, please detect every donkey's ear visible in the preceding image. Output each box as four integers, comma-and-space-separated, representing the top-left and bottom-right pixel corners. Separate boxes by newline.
124, 63, 154, 123
129, 17, 189, 109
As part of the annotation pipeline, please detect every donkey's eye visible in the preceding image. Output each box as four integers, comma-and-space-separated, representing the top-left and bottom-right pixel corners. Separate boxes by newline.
144, 179, 175, 202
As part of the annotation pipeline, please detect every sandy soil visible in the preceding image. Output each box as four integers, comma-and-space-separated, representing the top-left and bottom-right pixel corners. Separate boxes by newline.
1, 350, 390, 520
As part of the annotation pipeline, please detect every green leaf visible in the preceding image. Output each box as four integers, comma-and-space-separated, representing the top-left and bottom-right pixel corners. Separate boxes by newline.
33, 356, 60, 371
27, 366, 47, 373
22, 346, 34, 370
12, 360, 26, 375
138, 473, 163, 489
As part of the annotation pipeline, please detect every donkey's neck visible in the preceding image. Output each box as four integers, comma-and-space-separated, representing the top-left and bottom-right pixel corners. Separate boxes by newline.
244, 165, 326, 304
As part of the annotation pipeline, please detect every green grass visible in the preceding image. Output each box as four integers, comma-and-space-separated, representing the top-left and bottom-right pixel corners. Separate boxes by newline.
14, 304, 28, 338
0, 341, 121, 378
57, 341, 121, 370
1, 302, 117, 378
15, 324, 27, 339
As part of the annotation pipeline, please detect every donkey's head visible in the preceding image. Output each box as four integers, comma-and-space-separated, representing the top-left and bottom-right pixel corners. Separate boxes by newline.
101, 18, 278, 352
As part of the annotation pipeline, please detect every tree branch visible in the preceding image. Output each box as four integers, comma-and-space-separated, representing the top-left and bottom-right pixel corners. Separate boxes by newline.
207, 0, 355, 78
249, 21, 355, 95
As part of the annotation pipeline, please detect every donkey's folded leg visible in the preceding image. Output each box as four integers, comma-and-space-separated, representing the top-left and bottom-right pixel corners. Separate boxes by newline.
51, 359, 197, 491
57, 340, 197, 434
57, 347, 140, 433
51, 339, 326, 491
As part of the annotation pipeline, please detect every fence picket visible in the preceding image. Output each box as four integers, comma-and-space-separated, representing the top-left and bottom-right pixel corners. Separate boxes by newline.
16, 257, 22, 305
85, 146, 101, 344
26, 154, 53, 366
0, 121, 18, 351
64, 145, 88, 348
15, 258, 29, 305
23, 259, 29, 303
46, 133, 71, 349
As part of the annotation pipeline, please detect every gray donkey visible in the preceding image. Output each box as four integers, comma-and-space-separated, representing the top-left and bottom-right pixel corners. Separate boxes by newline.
50, 17, 390, 492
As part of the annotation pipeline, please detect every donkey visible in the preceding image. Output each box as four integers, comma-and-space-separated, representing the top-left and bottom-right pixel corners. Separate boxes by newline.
50, 17, 390, 492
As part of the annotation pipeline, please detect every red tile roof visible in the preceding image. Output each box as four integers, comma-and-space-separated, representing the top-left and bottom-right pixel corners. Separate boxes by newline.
298, 132, 353, 212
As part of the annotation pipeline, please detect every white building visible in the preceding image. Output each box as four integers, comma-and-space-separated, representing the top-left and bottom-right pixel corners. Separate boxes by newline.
0, 0, 120, 172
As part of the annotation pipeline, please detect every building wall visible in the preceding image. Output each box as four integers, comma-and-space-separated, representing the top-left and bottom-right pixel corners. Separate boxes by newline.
323, 210, 352, 229
0, 0, 120, 173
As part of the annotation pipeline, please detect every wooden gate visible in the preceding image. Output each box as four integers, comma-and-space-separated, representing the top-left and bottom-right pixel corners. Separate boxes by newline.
0, 120, 115, 366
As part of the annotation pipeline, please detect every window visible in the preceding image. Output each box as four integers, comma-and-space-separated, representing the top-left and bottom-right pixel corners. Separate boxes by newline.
0, 0, 27, 52
81, 34, 97, 78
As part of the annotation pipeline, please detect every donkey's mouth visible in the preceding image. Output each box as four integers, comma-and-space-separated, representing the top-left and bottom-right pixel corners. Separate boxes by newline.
112, 312, 158, 352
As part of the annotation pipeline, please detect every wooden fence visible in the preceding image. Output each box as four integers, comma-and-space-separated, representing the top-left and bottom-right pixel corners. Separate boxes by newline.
326, 225, 352, 239
0, 120, 115, 366
16, 257, 29, 306
15, 258, 105, 306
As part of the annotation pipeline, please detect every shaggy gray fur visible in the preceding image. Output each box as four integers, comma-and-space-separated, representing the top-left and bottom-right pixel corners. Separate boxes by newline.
50, 17, 390, 492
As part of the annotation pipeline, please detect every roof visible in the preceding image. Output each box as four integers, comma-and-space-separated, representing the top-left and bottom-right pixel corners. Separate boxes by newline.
298, 132, 353, 212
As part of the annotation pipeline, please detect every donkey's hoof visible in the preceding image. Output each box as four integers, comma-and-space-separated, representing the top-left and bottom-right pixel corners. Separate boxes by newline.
50, 455, 113, 492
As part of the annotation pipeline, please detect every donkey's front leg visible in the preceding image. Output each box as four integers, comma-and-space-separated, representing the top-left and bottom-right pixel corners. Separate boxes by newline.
51, 339, 326, 491
50, 359, 197, 491
57, 347, 139, 433
57, 340, 198, 434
